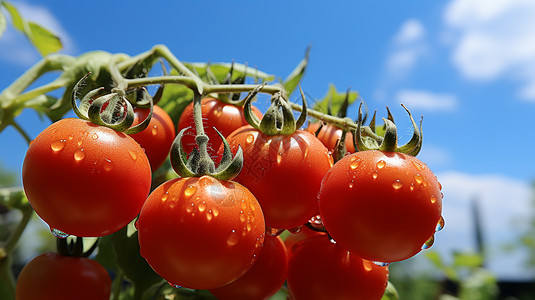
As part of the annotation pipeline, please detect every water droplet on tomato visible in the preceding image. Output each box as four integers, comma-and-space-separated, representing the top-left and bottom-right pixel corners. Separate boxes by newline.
128, 150, 137, 161
372, 261, 390, 267
414, 174, 424, 184
198, 201, 207, 212
161, 192, 169, 202
288, 225, 303, 234
430, 195, 437, 204
392, 180, 403, 190
134, 220, 139, 230
276, 152, 283, 164
50, 139, 66, 151
186, 203, 194, 213
372, 172, 379, 179
227, 230, 239, 246
91, 133, 99, 140
240, 199, 247, 210
246, 134, 254, 144
438, 181, 443, 190
376, 160, 386, 169
103, 159, 114, 171
67, 135, 73, 141
240, 212, 246, 223
349, 182, 354, 188
151, 125, 158, 136
412, 161, 424, 171
349, 157, 361, 169
309, 215, 323, 226
436, 216, 445, 232
51, 228, 69, 238
167, 282, 181, 289
363, 260, 374, 271
329, 238, 337, 244
410, 184, 415, 191
246, 223, 252, 232
212, 207, 220, 217
74, 149, 85, 161
206, 210, 213, 221
184, 185, 196, 197
422, 235, 435, 250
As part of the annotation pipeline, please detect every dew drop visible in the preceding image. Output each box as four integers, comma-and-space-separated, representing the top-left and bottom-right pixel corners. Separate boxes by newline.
103, 159, 114, 171
151, 125, 158, 136
329, 238, 337, 244
77, 139, 84, 146
50, 139, 66, 151
246, 223, 252, 232
422, 235, 435, 250
438, 181, 443, 190
91, 133, 99, 140
161, 192, 169, 202
134, 220, 139, 230
212, 207, 220, 217
67, 135, 74, 141
276, 153, 283, 164
246, 134, 254, 144
363, 260, 374, 271
51, 228, 69, 238
410, 184, 415, 191
74, 149, 85, 161
206, 211, 213, 221
128, 150, 138, 161
414, 174, 424, 184
350, 157, 361, 170
372, 172, 379, 179
240, 200, 247, 210
436, 216, 445, 232
184, 185, 197, 197
373, 261, 390, 267
186, 203, 194, 213
198, 201, 207, 212
430, 195, 437, 204
392, 180, 403, 190
349, 182, 354, 188
227, 230, 239, 246
167, 282, 181, 289
412, 161, 424, 171
240, 213, 246, 223
376, 160, 386, 169
309, 215, 323, 226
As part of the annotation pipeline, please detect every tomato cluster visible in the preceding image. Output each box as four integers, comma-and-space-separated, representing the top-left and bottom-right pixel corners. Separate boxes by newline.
19, 93, 443, 300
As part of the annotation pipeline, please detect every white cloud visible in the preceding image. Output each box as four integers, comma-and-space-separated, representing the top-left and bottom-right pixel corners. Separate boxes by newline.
436, 171, 533, 278
386, 19, 428, 78
443, 0, 535, 101
396, 89, 458, 111
0, 1, 75, 65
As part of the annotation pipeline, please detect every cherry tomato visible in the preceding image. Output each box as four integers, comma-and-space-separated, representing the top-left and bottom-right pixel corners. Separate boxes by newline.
177, 97, 263, 158
287, 235, 389, 300
305, 122, 355, 154
221, 126, 333, 230
318, 150, 443, 263
284, 225, 326, 260
137, 175, 266, 290
130, 105, 176, 171
22, 118, 152, 237
209, 235, 288, 300
16, 252, 111, 300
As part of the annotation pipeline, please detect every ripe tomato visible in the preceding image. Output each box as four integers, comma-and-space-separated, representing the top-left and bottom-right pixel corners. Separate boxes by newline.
287, 235, 389, 300
318, 150, 443, 263
177, 97, 262, 158
16, 252, 111, 300
209, 235, 288, 300
305, 122, 355, 154
284, 225, 326, 260
137, 175, 266, 290
22, 118, 152, 237
130, 105, 176, 171
221, 126, 333, 229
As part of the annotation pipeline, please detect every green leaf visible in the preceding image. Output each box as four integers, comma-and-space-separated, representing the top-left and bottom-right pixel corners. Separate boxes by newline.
185, 62, 275, 84
1, 1, 24, 32
157, 69, 194, 124
425, 251, 445, 269
458, 268, 498, 300
452, 251, 484, 269
381, 281, 399, 300
26, 21, 62, 56
312, 84, 358, 117
283, 46, 310, 96
0, 10, 6, 39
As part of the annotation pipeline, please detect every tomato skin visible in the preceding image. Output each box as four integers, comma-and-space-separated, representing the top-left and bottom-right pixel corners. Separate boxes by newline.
22, 118, 152, 237
137, 175, 266, 290
209, 235, 288, 300
130, 105, 176, 171
305, 122, 355, 153
287, 235, 389, 300
318, 150, 443, 262
284, 226, 326, 260
177, 97, 263, 158
16, 252, 111, 300
221, 126, 334, 229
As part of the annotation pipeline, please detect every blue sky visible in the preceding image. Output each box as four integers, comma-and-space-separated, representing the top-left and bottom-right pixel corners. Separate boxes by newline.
2, 0, 535, 279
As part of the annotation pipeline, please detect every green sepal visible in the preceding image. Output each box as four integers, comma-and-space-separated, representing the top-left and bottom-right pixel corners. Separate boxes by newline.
86, 93, 135, 132
123, 88, 154, 135
210, 128, 244, 181
294, 84, 308, 130
283, 46, 310, 96
170, 127, 197, 178
243, 84, 265, 130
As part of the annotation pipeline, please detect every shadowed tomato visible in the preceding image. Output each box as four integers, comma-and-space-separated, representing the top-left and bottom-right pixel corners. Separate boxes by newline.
305, 122, 355, 154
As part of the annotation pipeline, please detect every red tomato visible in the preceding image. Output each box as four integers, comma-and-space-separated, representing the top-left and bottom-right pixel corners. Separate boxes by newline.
284, 225, 326, 260
177, 97, 263, 158
209, 235, 288, 300
130, 105, 176, 171
137, 175, 266, 290
22, 118, 152, 237
16, 252, 111, 300
318, 150, 443, 263
305, 122, 355, 154
221, 126, 333, 230
287, 235, 389, 300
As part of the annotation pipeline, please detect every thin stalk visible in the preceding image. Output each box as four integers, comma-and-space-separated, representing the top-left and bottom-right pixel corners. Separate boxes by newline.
4, 204, 34, 254
111, 269, 124, 300
11, 121, 32, 145
191, 92, 215, 174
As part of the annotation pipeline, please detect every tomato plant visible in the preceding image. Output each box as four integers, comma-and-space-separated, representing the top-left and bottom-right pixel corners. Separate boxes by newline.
136, 175, 266, 290
318, 150, 443, 263
221, 125, 333, 230
287, 234, 389, 300
177, 97, 263, 158
130, 105, 176, 171
209, 235, 288, 300
15, 252, 111, 300
21, 118, 152, 237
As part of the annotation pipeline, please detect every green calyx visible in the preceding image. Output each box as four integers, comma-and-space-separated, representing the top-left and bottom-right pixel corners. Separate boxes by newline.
244, 84, 307, 136
354, 102, 423, 155
56, 236, 97, 258
71, 73, 154, 134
